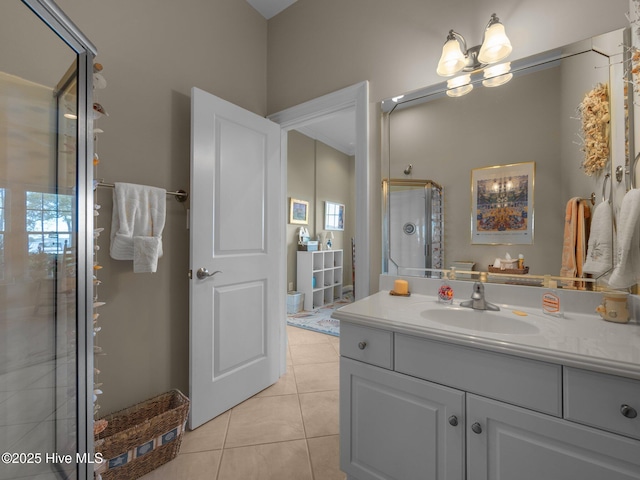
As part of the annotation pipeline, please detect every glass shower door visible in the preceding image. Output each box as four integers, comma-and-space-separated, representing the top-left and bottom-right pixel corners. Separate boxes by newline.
0, 2, 94, 479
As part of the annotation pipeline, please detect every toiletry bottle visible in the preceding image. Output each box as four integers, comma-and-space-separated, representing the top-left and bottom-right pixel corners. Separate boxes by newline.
438, 270, 454, 304
542, 280, 564, 318
518, 253, 524, 270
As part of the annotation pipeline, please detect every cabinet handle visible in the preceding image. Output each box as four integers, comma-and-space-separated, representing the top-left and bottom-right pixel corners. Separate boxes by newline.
621, 404, 638, 419
448, 415, 458, 427
471, 422, 482, 434
358, 341, 367, 350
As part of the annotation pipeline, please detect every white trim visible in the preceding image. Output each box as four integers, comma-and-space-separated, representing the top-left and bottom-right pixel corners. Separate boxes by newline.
269, 82, 370, 310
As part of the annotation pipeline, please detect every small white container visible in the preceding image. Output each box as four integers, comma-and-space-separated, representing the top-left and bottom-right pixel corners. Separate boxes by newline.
596, 291, 629, 323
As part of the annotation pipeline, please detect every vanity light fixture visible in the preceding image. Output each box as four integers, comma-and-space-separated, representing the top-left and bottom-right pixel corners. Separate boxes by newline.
446, 74, 473, 97
437, 13, 513, 96
482, 62, 513, 87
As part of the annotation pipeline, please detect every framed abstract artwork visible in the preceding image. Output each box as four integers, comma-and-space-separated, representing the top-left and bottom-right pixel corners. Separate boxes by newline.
471, 162, 535, 245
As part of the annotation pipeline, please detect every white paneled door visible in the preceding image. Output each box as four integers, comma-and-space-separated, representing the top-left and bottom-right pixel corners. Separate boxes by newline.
189, 87, 283, 429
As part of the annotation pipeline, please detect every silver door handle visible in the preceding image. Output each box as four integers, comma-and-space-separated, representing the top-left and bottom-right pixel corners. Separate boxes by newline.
196, 268, 221, 280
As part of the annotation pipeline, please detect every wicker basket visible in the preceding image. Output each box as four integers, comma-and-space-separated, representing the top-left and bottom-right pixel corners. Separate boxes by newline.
94, 389, 190, 480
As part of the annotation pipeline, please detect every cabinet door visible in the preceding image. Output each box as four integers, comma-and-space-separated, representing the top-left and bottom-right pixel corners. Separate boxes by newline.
467, 394, 640, 480
341, 358, 464, 480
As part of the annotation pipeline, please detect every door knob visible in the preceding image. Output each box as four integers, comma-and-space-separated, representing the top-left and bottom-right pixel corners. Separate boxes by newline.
448, 415, 458, 427
196, 268, 221, 280
358, 341, 367, 350
471, 422, 482, 434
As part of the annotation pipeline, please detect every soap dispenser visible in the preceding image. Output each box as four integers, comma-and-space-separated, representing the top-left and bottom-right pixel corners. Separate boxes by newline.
438, 269, 454, 304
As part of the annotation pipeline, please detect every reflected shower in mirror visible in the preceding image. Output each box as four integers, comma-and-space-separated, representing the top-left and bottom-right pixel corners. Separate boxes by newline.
383, 179, 443, 276
383, 28, 630, 284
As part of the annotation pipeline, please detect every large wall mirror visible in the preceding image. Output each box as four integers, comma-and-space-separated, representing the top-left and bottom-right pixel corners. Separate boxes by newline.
383, 28, 632, 287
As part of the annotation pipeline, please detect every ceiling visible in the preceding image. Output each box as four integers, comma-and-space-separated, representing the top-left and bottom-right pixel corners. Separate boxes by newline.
246, 0, 298, 19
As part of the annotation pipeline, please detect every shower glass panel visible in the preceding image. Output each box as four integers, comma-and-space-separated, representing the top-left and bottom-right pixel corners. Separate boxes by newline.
1, 2, 81, 479
383, 179, 443, 277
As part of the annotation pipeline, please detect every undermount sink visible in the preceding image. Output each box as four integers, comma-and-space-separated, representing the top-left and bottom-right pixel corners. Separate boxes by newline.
420, 307, 541, 335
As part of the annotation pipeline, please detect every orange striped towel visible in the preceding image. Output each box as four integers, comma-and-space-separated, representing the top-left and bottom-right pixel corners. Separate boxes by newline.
560, 197, 591, 288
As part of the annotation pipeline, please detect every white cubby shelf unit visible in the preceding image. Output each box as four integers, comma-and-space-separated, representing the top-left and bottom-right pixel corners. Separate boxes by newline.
297, 250, 344, 311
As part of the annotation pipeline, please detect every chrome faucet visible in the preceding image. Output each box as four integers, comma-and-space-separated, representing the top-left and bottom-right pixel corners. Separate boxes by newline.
460, 282, 500, 311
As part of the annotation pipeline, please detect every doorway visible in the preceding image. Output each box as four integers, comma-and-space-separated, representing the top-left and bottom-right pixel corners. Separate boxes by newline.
269, 81, 369, 342
285, 127, 355, 299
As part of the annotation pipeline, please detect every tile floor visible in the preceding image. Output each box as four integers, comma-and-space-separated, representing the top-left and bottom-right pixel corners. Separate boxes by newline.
141, 326, 345, 480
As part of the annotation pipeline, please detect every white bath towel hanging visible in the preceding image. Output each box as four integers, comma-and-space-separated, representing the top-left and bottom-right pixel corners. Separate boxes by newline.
609, 189, 640, 289
582, 200, 613, 276
110, 182, 166, 273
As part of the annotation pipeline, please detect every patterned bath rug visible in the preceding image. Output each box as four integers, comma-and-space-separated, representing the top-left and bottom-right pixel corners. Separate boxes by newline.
287, 292, 354, 337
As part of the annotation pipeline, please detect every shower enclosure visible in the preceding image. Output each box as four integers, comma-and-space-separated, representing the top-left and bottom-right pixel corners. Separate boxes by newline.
0, 2, 95, 479
383, 179, 443, 277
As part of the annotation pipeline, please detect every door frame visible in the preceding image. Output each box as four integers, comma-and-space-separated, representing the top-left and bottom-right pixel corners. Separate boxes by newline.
269, 82, 370, 372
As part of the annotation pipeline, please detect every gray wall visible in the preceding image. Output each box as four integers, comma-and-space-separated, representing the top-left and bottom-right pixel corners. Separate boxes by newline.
287, 131, 354, 292
55, 0, 267, 414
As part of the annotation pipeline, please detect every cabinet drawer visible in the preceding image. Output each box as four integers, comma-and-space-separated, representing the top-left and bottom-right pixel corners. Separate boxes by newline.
340, 322, 393, 369
564, 367, 640, 440
395, 334, 562, 416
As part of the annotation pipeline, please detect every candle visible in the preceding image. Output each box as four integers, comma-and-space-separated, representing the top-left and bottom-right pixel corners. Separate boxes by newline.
394, 279, 409, 295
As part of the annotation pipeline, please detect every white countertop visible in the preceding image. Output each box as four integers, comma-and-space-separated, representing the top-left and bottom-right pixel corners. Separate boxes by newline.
332, 291, 640, 381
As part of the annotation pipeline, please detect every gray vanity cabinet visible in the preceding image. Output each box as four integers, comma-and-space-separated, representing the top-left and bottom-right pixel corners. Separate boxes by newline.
467, 394, 640, 480
340, 321, 640, 480
340, 358, 465, 480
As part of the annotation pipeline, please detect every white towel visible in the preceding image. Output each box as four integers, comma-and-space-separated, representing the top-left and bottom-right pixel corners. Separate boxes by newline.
133, 236, 162, 273
609, 189, 640, 289
582, 200, 613, 276
110, 182, 166, 273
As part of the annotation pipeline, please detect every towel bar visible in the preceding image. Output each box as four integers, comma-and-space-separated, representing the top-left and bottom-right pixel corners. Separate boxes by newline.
96, 181, 188, 202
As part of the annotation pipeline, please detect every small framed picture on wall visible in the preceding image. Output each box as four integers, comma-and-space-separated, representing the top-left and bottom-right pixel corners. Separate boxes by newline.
289, 198, 309, 225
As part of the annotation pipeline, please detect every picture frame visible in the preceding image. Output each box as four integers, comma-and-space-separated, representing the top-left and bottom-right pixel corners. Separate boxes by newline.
324, 201, 345, 231
289, 198, 309, 225
471, 161, 535, 245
